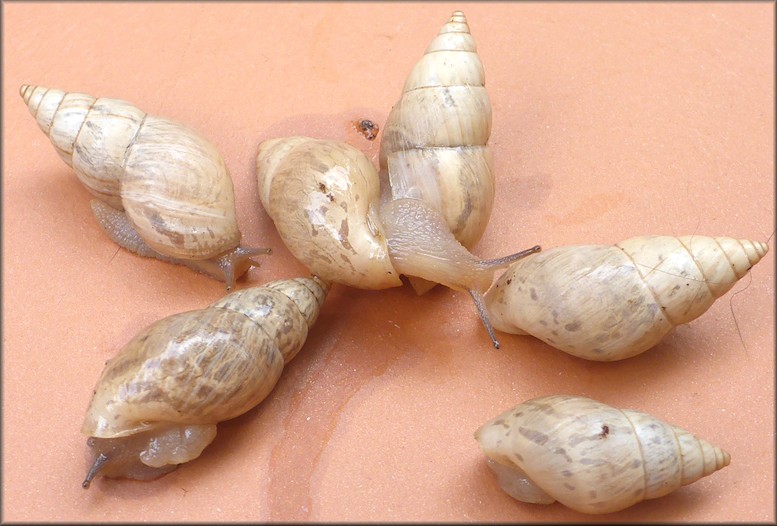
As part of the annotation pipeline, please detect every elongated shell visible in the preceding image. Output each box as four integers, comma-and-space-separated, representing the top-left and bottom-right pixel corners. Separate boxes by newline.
20, 85, 268, 287
475, 395, 730, 514
81, 276, 329, 487
484, 235, 769, 360
380, 11, 494, 253
21, 84, 240, 260
257, 137, 402, 289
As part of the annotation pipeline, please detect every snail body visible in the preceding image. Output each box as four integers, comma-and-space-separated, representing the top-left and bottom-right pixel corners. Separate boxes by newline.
380, 10, 495, 294
475, 395, 731, 514
255, 11, 539, 348
484, 235, 769, 360
80, 276, 329, 488
257, 137, 538, 348
20, 84, 270, 289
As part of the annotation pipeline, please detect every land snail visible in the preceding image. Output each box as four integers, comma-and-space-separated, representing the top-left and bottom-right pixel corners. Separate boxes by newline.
19, 84, 271, 290
484, 235, 769, 361
256, 11, 540, 349
475, 395, 731, 514
79, 276, 328, 488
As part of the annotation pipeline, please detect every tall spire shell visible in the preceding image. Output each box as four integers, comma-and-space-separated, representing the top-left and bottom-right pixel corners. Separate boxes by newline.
379, 11, 490, 160
379, 11, 495, 297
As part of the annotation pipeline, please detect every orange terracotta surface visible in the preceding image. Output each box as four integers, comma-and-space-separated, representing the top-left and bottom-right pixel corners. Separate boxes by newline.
2, 2, 774, 522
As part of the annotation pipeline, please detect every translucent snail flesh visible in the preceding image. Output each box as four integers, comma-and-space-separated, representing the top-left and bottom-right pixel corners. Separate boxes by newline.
484, 235, 769, 360
19, 84, 271, 289
379, 10, 495, 295
475, 395, 731, 514
256, 137, 539, 348
80, 276, 329, 488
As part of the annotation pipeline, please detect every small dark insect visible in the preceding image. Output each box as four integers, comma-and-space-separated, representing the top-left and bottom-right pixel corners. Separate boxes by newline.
355, 119, 380, 140
599, 424, 610, 439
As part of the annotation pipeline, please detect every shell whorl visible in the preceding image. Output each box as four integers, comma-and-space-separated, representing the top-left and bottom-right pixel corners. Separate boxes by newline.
475, 395, 731, 514
81, 276, 329, 439
20, 84, 241, 260
484, 235, 769, 360
402, 11, 484, 94
21, 84, 139, 210
209, 275, 330, 363
256, 137, 402, 289
380, 10, 490, 162
379, 11, 493, 252
618, 235, 769, 325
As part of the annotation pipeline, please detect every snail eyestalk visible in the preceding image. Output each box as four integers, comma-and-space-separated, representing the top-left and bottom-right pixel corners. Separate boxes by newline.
478, 245, 541, 268
470, 289, 500, 349
215, 245, 274, 290
471, 245, 541, 349
82, 452, 109, 489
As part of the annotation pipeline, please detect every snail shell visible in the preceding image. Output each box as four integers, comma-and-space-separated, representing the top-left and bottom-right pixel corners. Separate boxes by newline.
80, 276, 329, 487
379, 11, 495, 294
256, 137, 539, 348
484, 235, 769, 360
475, 395, 731, 514
380, 10, 493, 247
256, 137, 401, 289
19, 84, 270, 289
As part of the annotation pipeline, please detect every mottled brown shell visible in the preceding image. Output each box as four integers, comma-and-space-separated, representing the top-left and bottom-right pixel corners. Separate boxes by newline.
83, 276, 328, 438
475, 395, 730, 514
80, 277, 329, 486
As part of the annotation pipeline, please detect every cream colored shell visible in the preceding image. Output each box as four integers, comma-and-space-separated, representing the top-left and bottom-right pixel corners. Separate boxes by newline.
20, 84, 241, 261
81, 276, 328, 485
475, 395, 731, 514
380, 10, 494, 253
256, 137, 402, 289
485, 235, 769, 360
83, 276, 328, 438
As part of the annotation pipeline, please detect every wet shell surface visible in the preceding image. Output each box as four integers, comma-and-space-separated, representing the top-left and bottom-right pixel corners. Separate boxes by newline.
81, 276, 329, 487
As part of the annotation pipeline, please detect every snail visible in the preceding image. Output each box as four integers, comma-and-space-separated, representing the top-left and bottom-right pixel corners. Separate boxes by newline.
484, 235, 769, 360
256, 137, 539, 349
256, 11, 539, 348
475, 394, 731, 514
80, 276, 329, 488
379, 10, 496, 295
19, 84, 271, 289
